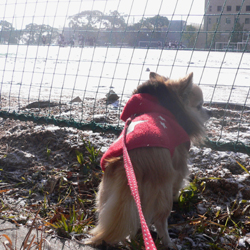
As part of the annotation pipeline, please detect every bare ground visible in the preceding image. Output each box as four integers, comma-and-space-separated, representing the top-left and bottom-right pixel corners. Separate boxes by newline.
0, 98, 250, 249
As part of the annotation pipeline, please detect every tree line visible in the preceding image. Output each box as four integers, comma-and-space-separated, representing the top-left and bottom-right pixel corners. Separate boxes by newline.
0, 11, 191, 47
0, 10, 246, 48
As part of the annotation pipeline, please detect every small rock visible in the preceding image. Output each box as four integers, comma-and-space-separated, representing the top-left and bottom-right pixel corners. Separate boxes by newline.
106, 90, 119, 104
44, 176, 60, 194
93, 114, 107, 123
70, 96, 82, 103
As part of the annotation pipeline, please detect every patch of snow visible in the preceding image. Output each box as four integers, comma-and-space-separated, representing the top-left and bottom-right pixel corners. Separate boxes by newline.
239, 234, 250, 247
24, 152, 33, 158
215, 206, 221, 211
19, 215, 27, 221
236, 173, 250, 183
202, 148, 212, 156
217, 151, 232, 159
218, 168, 231, 177
100, 146, 109, 153
235, 152, 249, 162
93, 114, 105, 119
16, 198, 26, 207
26, 220, 34, 226
34, 125, 45, 131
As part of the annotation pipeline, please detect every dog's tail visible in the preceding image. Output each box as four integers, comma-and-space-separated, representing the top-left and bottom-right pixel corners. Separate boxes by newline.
85, 162, 140, 246
86, 195, 139, 245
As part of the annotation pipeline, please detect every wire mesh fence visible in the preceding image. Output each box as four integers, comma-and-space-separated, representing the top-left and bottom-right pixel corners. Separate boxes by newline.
0, 0, 250, 153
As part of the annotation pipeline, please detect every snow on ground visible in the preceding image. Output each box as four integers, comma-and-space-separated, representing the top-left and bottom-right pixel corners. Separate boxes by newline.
0, 96, 249, 248
1, 45, 250, 106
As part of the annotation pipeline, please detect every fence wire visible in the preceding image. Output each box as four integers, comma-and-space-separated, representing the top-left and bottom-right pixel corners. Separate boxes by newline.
0, 0, 250, 153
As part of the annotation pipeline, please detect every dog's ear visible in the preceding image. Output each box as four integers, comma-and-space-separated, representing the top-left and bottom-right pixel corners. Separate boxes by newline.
179, 72, 193, 100
149, 72, 161, 81
149, 72, 168, 82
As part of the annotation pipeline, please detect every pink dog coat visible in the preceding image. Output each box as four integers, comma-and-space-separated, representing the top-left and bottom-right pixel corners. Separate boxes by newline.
101, 93, 190, 171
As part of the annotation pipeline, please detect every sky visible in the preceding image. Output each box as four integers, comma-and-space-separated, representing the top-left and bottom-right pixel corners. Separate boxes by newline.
0, 0, 205, 30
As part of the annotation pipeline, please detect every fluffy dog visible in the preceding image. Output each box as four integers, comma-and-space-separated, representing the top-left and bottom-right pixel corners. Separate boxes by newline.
87, 72, 210, 248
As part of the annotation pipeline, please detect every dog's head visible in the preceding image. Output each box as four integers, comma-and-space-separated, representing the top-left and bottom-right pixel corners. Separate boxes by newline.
133, 72, 210, 142
187, 83, 211, 123
169, 72, 211, 124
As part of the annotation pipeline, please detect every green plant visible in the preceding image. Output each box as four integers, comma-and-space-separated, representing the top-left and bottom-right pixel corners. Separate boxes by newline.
208, 243, 225, 250
39, 195, 51, 218
125, 234, 144, 250
46, 146, 51, 160
178, 179, 199, 210
124, 232, 165, 250
82, 139, 101, 166
75, 150, 84, 166
221, 199, 245, 236
75, 149, 89, 175
237, 161, 250, 175
48, 205, 90, 238
75, 139, 101, 175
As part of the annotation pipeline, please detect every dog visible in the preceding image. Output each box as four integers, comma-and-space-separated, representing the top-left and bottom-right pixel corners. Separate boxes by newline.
86, 72, 210, 248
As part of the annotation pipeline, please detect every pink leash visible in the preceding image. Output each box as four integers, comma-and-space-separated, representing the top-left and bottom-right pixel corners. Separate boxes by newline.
122, 118, 157, 250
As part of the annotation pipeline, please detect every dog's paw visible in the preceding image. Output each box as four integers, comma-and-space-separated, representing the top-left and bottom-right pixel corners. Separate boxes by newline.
84, 238, 101, 246
167, 242, 178, 250
161, 239, 178, 250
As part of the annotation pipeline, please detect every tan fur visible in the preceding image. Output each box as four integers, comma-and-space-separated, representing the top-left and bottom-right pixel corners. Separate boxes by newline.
86, 72, 209, 248
88, 146, 188, 246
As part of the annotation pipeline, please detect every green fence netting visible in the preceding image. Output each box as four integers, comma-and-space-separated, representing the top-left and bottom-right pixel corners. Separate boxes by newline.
0, 0, 250, 154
